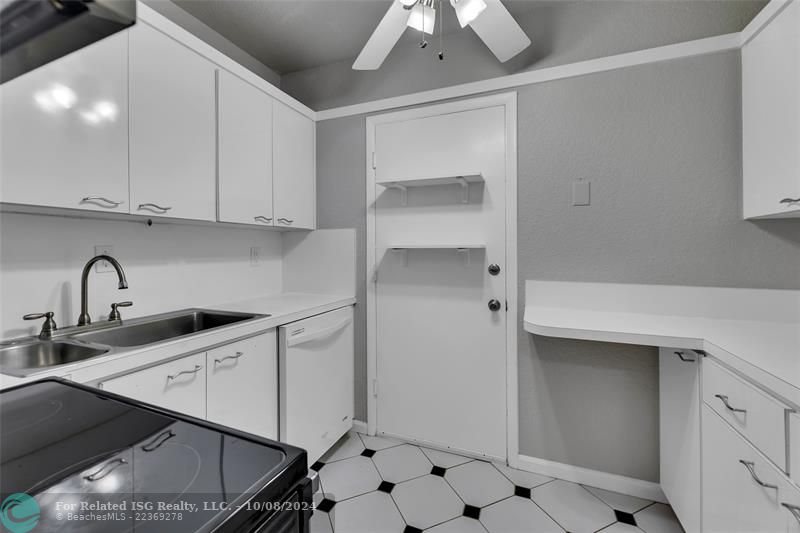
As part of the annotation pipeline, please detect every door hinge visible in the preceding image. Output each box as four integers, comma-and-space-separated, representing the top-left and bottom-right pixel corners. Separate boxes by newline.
371, 151, 376, 170
372, 378, 379, 397
371, 266, 378, 283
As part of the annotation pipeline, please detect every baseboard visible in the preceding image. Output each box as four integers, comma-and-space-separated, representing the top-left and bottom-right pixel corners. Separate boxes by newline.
515, 454, 667, 504
351, 419, 368, 434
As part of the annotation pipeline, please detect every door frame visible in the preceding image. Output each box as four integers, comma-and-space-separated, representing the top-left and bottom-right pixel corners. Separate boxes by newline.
365, 92, 518, 463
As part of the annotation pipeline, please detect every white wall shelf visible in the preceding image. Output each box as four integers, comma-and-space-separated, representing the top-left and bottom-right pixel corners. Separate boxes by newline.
377, 173, 483, 205
387, 244, 485, 266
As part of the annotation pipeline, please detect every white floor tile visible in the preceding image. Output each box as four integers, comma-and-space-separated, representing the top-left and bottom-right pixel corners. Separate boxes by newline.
372, 444, 432, 483
584, 486, 652, 514
392, 474, 464, 529
446, 461, 514, 507
358, 432, 404, 451
318, 456, 381, 501
420, 447, 474, 468
635, 503, 684, 533
480, 497, 564, 533
328, 491, 405, 533
493, 463, 553, 489
310, 509, 333, 533
531, 480, 617, 533
427, 516, 488, 533
598, 523, 643, 533
321, 432, 365, 463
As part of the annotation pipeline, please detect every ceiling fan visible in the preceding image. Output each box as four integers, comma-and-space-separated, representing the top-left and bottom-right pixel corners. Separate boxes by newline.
353, 0, 531, 70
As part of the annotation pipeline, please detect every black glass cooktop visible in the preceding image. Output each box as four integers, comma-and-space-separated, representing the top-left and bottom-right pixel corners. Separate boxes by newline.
0, 379, 307, 532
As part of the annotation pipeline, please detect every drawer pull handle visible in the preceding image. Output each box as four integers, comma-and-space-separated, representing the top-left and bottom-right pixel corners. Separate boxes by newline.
254, 216, 273, 224
141, 430, 175, 452
674, 351, 696, 362
167, 365, 203, 381
81, 196, 124, 207
739, 460, 778, 490
715, 394, 746, 414
138, 203, 172, 213
782, 503, 800, 523
85, 458, 128, 481
779, 198, 800, 205
277, 218, 294, 225
214, 351, 244, 365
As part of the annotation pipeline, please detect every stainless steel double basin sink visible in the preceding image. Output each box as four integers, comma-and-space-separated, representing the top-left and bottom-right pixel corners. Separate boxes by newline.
0, 309, 267, 377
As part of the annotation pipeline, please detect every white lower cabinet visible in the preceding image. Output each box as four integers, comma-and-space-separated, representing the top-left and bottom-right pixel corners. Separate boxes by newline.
206, 332, 278, 440
659, 348, 701, 533
703, 404, 792, 533
99, 352, 207, 419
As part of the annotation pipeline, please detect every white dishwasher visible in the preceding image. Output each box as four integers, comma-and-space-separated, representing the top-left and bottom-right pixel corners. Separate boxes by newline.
279, 305, 354, 464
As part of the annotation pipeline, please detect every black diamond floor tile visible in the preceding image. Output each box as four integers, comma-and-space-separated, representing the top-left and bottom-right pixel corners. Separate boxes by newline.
430, 465, 447, 477
316, 498, 336, 513
377, 481, 395, 494
463, 504, 481, 520
514, 485, 531, 498
361, 448, 376, 458
615, 509, 637, 526
310, 461, 325, 472
403, 526, 423, 533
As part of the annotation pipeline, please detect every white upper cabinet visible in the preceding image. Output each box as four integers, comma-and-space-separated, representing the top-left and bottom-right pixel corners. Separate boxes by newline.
0, 32, 129, 213
129, 23, 217, 221
217, 70, 274, 226
742, 0, 800, 219
273, 101, 315, 230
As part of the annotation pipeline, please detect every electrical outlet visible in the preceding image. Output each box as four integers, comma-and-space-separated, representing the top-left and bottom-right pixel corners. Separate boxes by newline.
572, 180, 591, 206
94, 245, 114, 273
250, 247, 261, 267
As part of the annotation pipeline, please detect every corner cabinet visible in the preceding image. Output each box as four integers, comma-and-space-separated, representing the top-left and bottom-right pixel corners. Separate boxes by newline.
742, 0, 800, 219
0, 32, 129, 213
129, 23, 217, 222
273, 101, 316, 230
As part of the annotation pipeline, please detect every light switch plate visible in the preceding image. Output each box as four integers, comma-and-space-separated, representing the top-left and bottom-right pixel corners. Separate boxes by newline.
572, 180, 591, 206
94, 245, 114, 273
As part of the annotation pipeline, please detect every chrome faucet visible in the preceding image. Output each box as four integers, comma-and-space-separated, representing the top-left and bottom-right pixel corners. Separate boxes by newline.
78, 255, 128, 326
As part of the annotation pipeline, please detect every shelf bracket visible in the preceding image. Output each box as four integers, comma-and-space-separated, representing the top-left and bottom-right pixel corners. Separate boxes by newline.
391, 247, 408, 266
456, 247, 471, 266
455, 177, 469, 204
390, 184, 408, 206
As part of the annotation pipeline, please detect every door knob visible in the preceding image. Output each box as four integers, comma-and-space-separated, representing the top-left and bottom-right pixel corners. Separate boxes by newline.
488, 264, 501, 276
488, 299, 502, 312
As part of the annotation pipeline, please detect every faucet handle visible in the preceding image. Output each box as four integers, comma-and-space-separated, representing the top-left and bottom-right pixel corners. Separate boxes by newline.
23, 312, 57, 339
109, 301, 133, 322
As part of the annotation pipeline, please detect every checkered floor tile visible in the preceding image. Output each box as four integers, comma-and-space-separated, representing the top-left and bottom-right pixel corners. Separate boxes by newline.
310, 431, 685, 533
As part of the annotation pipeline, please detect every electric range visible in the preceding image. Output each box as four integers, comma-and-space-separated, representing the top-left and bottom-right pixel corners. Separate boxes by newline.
0, 378, 312, 532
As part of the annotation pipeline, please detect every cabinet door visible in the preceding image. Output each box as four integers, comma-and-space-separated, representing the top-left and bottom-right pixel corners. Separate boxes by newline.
0, 32, 129, 212
129, 23, 216, 221
273, 101, 315, 229
206, 332, 278, 439
217, 70, 274, 226
660, 348, 701, 533
703, 405, 786, 533
742, 0, 800, 219
100, 352, 206, 419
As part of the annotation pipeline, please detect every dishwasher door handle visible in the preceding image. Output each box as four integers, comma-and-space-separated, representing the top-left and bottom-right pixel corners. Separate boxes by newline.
287, 317, 352, 347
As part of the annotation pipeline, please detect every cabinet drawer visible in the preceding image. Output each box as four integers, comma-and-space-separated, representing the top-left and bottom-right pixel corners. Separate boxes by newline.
703, 358, 789, 470
99, 352, 206, 419
703, 405, 788, 532
207, 332, 278, 439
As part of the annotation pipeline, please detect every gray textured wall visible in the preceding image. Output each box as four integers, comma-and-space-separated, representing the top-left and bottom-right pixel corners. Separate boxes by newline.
284, 0, 765, 110
317, 50, 800, 481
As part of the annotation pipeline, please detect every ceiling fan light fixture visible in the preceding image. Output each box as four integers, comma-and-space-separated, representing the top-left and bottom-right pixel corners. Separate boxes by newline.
407, 0, 436, 35
398, 0, 418, 7
451, 0, 486, 28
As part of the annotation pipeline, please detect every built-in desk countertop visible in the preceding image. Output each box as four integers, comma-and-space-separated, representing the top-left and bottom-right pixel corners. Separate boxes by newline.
523, 281, 800, 406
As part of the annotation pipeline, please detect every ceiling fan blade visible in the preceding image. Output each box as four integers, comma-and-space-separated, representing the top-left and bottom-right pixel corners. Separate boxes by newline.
353, 1, 410, 70
469, 0, 531, 62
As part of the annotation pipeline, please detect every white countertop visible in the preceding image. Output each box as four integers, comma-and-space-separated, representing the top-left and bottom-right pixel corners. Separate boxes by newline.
0, 292, 355, 389
523, 281, 800, 406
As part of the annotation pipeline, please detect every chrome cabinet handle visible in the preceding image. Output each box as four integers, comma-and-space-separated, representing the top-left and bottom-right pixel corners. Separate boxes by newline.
81, 196, 124, 207
254, 216, 273, 223
214, 351, 244, 365
141, 430, 175, 452
277, 218, 294, 225
674, 351, 696, 362
85, 458, 128, 481
138, 203, 172, 213
167, 364, 202, 381
782, 503, 800, 523
779, 198, 800, 205
739, 460, 778, 490
715, 394, 746, 414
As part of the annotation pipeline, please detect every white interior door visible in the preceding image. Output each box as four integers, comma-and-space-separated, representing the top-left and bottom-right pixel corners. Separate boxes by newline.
373, 105, 507, 459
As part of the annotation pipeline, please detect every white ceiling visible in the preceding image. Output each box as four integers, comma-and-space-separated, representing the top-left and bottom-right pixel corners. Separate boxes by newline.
172, 0, 542, 74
